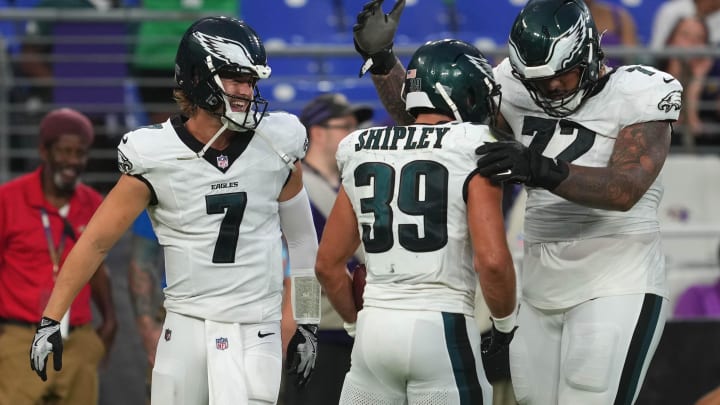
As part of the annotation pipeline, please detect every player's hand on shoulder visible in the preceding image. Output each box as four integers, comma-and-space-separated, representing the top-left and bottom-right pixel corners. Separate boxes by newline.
286, 324, 318, 388
480, 322, 517, 383
353, 0, 405, 76
29, 316, 64, 381
475, 141, 569, 190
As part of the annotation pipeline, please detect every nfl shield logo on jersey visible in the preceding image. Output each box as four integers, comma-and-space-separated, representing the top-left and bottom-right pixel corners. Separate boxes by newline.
217, 155, 229, 169
216, 337, 229, 350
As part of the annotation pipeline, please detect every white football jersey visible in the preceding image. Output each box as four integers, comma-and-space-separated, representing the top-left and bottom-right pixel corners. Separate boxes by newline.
494, 59, 682, 308
118, 113, 307, 322
337, 122, 497, 317
495, 58, 682, 243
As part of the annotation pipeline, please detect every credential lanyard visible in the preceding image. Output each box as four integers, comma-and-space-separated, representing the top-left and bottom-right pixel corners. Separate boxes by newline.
40, 208, 66, 280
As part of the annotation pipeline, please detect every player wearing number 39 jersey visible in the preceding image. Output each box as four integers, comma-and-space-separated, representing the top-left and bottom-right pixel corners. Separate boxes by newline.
316, 39, 517, 405
29, 16, 322, 404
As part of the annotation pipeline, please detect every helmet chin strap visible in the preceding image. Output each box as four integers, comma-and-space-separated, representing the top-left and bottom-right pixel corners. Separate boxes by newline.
176, 121, 229, 160
434, 82, 463, 122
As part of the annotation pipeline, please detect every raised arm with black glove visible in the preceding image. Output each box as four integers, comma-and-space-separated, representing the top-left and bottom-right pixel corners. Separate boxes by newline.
353, 0, 406, 77
476, 141, 569, 190
29, 316, 63, 381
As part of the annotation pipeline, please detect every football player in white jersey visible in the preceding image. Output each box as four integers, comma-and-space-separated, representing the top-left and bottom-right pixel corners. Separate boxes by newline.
315, 39, 518, 405
29, 17, 321, 405
352, 0, 682, 404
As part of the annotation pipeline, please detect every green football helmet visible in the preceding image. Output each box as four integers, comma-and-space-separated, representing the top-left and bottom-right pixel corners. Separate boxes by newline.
175, 16, 271, 130
403, 39, 501, 125
508, 0, 604, 117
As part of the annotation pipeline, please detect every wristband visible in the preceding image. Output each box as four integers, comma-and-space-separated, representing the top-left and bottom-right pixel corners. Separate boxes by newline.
491, 311, 517, 334
361, 49, 397, 77
529, 152, 569, 190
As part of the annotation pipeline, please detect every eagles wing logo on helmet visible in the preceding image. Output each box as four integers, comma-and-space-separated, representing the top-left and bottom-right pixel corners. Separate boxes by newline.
658, 90, 682, 113
193, 31, 256, 70
556, 18, 586, 71
465, 54, 493, 77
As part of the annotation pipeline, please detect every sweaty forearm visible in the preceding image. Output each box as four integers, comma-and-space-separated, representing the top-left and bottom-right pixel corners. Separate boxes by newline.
371, 61, 414, 125
552, 165, 649, 211
477, 261, 516, 320
317, 267, 357, 323
44, 238, 107, 320
553, 121, 669, 211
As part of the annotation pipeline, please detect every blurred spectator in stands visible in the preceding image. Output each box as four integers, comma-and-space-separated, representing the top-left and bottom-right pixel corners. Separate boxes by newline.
650, 0, 720, 49
585, 0, 639, 67
0, 0, 27, 56
283, 93, 372, 405
674, 244, 720, 318
0, 107, 116, 405
130, 0, 236, 124
15, 0, 119, 119
13, 0, 128, 193
656, 16, 718, 145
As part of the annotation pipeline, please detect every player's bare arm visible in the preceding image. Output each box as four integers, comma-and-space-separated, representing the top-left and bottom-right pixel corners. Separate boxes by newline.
281, 276, 296, 360
128, 236, 162, 364
278, 161, 304, 202
315, 186, 360, 323
466, 175, 517, 319
554, 120, 671, 211
353, 0, 412, 124
43, 174, 151, 321
371, 62, 414, 125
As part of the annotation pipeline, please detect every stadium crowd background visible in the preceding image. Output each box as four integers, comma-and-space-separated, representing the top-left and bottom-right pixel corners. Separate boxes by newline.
0, 1, 719, 404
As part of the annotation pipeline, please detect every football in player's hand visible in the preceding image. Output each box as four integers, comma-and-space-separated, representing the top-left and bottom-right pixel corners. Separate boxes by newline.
352, 264, 367, 310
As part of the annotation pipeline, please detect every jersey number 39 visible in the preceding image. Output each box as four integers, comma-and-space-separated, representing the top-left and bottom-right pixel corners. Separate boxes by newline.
355, 160, 448, 254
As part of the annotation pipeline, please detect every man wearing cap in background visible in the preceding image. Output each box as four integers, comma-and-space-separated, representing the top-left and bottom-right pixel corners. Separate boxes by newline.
0, 108, 117, 405
284, 93, 372, 405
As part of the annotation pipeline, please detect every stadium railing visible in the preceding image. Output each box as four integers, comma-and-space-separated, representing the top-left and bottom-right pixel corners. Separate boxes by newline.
0, 8, 719, 189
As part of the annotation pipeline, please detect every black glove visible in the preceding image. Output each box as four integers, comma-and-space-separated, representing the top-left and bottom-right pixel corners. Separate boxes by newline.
475, 141, 569, 190
480, 323, 517, 383
353, 0, 406, 77
286, 324, 318, 388
29, 316, 63, 381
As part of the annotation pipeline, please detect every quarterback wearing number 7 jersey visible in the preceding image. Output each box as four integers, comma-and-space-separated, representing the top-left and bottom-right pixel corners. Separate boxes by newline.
29, 16, 321, 404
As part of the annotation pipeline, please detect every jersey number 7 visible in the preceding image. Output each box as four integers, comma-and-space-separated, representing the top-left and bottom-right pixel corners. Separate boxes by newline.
206, 192, 247, 263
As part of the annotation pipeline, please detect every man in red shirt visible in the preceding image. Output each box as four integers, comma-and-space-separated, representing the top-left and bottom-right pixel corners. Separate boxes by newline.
0, 108, 117, 405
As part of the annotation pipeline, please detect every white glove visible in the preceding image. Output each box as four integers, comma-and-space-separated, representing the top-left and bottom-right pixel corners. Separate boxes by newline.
30, 316, 63, 381
286, 324, 318, 388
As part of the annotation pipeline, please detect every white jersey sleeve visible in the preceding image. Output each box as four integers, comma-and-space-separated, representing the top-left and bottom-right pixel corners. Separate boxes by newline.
255, 111, 308, 163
